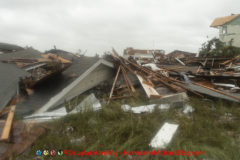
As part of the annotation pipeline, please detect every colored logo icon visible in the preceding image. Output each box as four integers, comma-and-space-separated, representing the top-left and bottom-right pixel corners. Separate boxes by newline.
43, 150, 49, 156
50, 150, 57, 156
36, 150, 42, 156
58, 150, 63, 156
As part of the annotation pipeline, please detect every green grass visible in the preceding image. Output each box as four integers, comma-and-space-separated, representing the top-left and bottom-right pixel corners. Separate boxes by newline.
18, 95, 240, 160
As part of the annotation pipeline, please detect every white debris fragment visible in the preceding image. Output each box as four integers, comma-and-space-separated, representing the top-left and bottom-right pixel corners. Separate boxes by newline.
121, 104, 156, 113
131, 105, 156, 114
142, 63, 161, 71
70, 93, 102, 113
183, 104, 194, 114
70, 136, 86, 145
121, 104, 171, 114
149, 122, 179, 148
158, 104, 170, 110
121, 104, 132, 112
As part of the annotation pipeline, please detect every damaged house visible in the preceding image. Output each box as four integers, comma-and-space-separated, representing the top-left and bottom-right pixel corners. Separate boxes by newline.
210, 14, 240, 47
16, 52, 114, 114
123, 47, 165, 63
0, 47, 114, 115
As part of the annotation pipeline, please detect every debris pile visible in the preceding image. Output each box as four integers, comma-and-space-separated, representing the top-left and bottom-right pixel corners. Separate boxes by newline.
0, 43, 239, 159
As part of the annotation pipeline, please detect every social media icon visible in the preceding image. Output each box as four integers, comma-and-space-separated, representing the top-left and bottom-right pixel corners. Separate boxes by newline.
50, 150, 57, 156
36, 150, 42, 156
43, 150, 49, 156
58, 150, 63, 156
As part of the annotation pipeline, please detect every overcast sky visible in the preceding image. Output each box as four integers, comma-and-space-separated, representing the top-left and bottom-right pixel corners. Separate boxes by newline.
0, 0, 239, 55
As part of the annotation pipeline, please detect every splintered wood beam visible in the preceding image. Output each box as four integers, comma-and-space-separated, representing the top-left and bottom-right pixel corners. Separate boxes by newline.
0, 105, 16, 142
120, 66, 132, 95
120, 65, 136, 93
107, 66, 121, 104
136, 74, 161, 99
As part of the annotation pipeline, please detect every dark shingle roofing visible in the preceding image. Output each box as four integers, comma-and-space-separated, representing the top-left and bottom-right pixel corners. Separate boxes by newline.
0, 62, 29, 110
0, 42, 24, 52
16, 56, 100, 115
0, 48, 42, 61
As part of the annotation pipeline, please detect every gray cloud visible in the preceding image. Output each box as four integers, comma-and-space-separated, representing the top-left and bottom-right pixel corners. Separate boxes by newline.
0, 0, 239, 55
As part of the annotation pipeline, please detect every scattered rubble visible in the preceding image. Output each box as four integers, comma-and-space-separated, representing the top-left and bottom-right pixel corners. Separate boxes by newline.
149, 122, 179, 148
0, 43, 240, 158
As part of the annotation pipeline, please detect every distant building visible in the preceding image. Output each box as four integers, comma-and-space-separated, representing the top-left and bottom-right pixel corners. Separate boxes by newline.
167, 50, 196, 59
123, 47, 165, 60
210, 14, 240, 47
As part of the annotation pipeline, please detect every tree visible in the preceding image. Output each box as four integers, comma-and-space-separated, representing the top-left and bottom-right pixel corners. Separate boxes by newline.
199, 38, 240, 58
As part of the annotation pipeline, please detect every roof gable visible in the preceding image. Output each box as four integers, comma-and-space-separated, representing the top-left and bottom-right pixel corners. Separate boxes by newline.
210, 14, 240, 27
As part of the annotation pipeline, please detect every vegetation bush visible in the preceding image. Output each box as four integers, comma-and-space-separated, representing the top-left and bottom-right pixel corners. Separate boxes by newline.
199, 38, 240, 58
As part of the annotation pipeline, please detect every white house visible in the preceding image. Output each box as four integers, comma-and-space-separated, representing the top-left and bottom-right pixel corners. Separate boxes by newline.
210, 14, 240, 47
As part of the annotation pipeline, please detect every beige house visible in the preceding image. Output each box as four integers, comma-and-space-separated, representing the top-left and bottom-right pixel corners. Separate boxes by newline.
210, 14, 240, 47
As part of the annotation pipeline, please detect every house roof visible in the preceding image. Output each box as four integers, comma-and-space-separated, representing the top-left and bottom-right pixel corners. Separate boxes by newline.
0, 48, 42, 61
124, 48, 162, 56
0, 62, 29, 110
167, 50, 196, 57
0, 42, 23, 52
210, 14, 240, 27
16, 56, 113, 115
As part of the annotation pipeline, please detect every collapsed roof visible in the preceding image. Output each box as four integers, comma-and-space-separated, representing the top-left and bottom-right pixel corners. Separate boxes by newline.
16, 56, 114, 115
0, 48, 42, 60
0, 62, 29, 110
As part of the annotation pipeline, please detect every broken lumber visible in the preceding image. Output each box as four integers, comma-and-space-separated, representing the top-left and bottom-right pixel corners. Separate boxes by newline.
107, 66, 121, 104
0, 105, 16, 142
136, 74, 161, 98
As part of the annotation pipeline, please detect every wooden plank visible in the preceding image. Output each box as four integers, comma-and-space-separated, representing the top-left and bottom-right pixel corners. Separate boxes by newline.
150, 94, 163, 99
136, 74, 160, 99
120, 66, 132, 95
107, 66, 121, 104
0, 105, 16, 141
121, 66, 136, 93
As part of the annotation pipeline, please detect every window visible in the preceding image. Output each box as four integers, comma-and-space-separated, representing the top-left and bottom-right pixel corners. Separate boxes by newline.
222, 26, 227, 35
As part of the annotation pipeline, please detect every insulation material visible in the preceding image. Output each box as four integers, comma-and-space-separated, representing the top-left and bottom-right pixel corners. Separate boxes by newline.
149, 122, 178, 148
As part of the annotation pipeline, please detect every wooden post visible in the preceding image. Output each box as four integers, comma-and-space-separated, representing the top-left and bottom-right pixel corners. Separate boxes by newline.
107, 66, 121, 104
